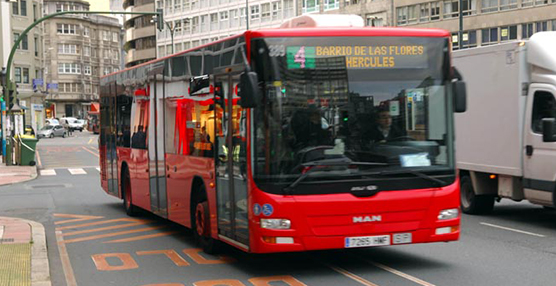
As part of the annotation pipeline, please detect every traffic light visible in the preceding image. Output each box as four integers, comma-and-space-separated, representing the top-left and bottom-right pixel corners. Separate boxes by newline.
156, 9, 164, 31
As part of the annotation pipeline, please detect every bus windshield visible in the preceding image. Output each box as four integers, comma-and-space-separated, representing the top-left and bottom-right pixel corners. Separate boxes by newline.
251, 36, 454, 192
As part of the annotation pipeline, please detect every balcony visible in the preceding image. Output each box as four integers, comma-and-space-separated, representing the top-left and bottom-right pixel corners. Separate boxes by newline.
125, 26, 156, 43
125, 47, 156, 66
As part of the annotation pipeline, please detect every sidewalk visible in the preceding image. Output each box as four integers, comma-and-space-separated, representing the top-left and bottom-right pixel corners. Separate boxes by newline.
0, 157, 38, 186
0, 217, 51, 286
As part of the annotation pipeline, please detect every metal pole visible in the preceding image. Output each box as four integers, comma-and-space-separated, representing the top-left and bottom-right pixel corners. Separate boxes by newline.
246, 0, 249, 29
458, 0, 463, 49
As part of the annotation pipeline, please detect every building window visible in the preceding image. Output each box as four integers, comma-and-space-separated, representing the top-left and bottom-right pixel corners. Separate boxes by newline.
536, 21, 549, 32
462, 0, 476, 15
431, 1, 441, 20
22, 68, 29, 84
462, 30, 478, 49
397, 7, 408, 25
250, 5, 260, 20
419, 3, 429, 22
84, 65, 91, 75
84, 27, 90, 37
481, 27, 498, 45
522, 23, 534, 39
272, 1, 282, 19
58, 44, 78, 54
15, 68, 21, 83
57, 24, 77, 35
113, 32, 118, 42
220, 11, 229, 21
103, 31, 110, 41
481, 0, 498, 12
522, 0, 534, 7
500, 25, 517, 42
261, 3, 271, 20
13, 33, 20, 49
33, 3, 36, 20
58, 63, 81, 74
443, 1, 459, 18
500, 0, 518, 10
34, 37, 38, 56
366, 16, 384, 27
85, 84, 91, 93
84, 46, 90, 56
324, 0, 339, 10
302, 0, 319, 13
20, 0, 27, 16
104, 67, 111, 75
21, 34, 28, 50
12, 1, 18, 15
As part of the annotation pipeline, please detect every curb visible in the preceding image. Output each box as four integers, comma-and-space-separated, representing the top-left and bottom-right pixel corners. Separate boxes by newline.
1, 217, 51, 286
0, 165, 38, 187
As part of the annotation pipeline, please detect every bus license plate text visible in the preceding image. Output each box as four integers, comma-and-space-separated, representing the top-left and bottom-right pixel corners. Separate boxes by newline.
345, 235, 390, 248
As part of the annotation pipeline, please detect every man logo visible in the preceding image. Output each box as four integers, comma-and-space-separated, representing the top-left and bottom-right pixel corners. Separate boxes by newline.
350, 185, 378, 191
353, 215, 382, 223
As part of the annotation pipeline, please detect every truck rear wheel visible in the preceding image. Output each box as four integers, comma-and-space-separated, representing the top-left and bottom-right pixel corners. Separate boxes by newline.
460, 175, 495, 214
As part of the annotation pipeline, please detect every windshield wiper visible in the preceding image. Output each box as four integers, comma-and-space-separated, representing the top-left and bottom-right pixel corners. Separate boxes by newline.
378, 169, 446, 187
283, 159, 387, 195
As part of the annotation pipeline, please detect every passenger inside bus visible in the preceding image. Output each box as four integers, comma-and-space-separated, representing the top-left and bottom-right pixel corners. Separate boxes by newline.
131, 125, 147, 149
367, 108, 405, 142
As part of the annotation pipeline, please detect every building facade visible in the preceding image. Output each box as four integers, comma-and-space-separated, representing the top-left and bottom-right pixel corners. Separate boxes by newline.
155, 0, 297, 57
123, 0, 156, 67
1, 0, 45, 132
394, 0, 556, 49
43, 0, 122, 119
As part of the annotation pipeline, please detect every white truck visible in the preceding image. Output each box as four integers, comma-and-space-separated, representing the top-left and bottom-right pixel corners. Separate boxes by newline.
454, 31, 556, 214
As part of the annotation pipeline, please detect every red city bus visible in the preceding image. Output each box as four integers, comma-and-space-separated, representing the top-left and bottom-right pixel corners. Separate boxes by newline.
99, 17, 466, 254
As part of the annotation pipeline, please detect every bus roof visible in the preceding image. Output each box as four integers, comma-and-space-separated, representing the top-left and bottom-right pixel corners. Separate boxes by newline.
103, 26, 450, 80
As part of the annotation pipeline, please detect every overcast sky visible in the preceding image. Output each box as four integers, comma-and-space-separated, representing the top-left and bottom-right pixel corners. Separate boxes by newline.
84, 0, 110, 11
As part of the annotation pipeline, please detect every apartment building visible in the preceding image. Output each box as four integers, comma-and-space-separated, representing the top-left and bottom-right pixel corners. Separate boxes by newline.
43, 0, 122, 118
395, 0, 556, 49
155, 0, 297, 57
1, 0, 45, 132
123, 0, 156, 67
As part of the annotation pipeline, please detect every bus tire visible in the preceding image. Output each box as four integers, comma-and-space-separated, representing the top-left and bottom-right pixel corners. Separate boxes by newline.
460, 175, 494, 214
192, 185, 221, 254
122, 167, 138, 217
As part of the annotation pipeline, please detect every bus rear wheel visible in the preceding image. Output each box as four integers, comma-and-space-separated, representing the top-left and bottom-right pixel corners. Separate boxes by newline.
123, 168, 138, 216
460, 175, 494, 214
193, 185, 221, 254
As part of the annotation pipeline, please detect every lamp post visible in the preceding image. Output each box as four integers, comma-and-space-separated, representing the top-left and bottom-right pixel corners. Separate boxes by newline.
458, 0, 463, 49
165, 21, 176, 55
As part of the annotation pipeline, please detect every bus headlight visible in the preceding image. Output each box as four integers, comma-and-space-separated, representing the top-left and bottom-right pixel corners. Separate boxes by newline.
260, 219, 291, 229
438, 208, 459, 220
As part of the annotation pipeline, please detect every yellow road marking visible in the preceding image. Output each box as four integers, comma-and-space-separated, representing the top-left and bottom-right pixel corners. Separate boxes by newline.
62, 222, 147, 236
105, 231, 179, 243
88, 137, 94, 145
55, 218, 148, 231
136, 250, 190, 266
91, 253, 139, 271
55, 230, 77, 286
326, 264, 380, 286
82, 146, 99, 157
60, 226, 166, 244
54, 214, 103, 225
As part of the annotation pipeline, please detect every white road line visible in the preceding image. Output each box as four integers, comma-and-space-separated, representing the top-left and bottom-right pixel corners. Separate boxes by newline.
480, 222, 546, 237
96, 167, 100, 172
40, 169, 57, 176
68, 168, 87, 175
0, 226, 4, 240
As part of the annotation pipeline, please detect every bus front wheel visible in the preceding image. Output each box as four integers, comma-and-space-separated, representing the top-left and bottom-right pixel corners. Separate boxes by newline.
193, 185, 221, 254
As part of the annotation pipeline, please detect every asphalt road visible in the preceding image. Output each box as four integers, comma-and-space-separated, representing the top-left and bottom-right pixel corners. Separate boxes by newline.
1, 131, 556, 286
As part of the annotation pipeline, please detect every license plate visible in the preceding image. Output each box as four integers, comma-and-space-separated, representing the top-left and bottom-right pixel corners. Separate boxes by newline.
393, 233, 412, 244
345, 235, 390, 248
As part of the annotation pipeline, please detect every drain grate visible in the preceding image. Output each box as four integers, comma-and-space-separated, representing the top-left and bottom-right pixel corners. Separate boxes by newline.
30, 184, 67, 189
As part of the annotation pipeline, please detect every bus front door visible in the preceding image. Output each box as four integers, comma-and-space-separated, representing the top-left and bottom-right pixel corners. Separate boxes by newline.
214, 70, 249, 249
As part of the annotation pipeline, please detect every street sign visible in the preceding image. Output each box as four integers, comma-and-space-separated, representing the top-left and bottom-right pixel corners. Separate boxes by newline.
32, 78, 44, 89
47, 83, 58, 90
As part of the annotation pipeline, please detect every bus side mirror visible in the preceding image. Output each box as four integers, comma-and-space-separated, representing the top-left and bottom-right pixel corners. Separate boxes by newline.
542, 118, 556, 142
238, 71, 261, 108
453, 81, 466, 113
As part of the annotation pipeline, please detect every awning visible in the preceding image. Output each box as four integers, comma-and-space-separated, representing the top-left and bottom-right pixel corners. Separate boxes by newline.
90, 102, 99, 112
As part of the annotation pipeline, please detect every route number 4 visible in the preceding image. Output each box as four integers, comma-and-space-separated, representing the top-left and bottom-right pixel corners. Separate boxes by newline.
294, 47, 306, 68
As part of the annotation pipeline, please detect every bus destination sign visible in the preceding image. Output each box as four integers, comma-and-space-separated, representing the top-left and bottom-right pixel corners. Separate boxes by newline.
286, 45, 428, 69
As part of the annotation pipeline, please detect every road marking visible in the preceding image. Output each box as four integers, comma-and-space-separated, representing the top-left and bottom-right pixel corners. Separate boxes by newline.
63, 222, 147, 236
0, 226, 4, 239
88, 137, 94, 145
55, 230, 78, 286
359, 259, 435, 286
480, 222, 546, 237
54, 214, 104, 225
82, 146, 99, 157
96, 167, 100, 172
40, 169, 57, 176
61, 226, 167, 244
56, 218, 148, 231
68, 168, 87, 175
325, 264, 379, 286
105, 231, 179, 243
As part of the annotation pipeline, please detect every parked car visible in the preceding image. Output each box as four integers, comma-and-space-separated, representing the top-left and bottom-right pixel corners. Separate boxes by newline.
45, 118, 59, 126
69, 119, 86, 132
37, 125, 67, 138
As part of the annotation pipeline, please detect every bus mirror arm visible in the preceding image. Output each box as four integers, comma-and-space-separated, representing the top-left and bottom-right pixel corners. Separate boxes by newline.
452, 67, 466, 113
238, 71, 262, 108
